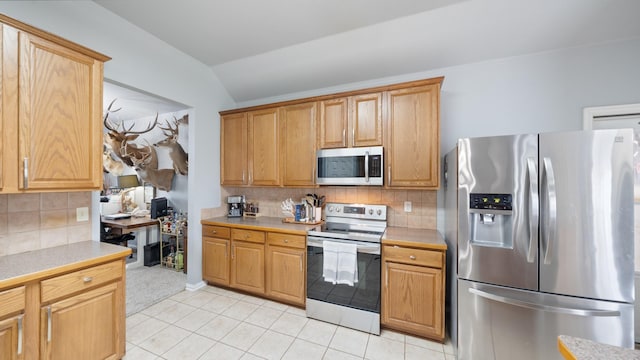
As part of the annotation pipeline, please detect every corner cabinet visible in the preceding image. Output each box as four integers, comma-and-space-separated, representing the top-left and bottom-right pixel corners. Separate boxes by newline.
385, 82, 442, 189
0, 287, 25, 360
0, 14, 110, 193
382, 244, 446, 342
0, 244, 129, 360
220, 109, 280, 186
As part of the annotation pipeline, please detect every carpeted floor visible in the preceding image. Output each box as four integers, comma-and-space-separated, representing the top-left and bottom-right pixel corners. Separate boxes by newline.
126, 265, 186, 316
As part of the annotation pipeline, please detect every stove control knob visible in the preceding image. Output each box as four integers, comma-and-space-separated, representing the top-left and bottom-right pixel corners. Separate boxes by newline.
336, 207, 341, 212
328, 206, 334, 213
368, 209, 373, 215
377, 209, 382, 216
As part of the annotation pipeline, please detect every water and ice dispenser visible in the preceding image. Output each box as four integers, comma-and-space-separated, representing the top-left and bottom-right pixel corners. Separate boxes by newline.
468, 193, 513, 249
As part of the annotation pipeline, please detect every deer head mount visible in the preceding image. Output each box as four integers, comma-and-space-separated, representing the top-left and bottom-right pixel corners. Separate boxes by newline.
155, 117, 189, 175
102, 100, 188, 192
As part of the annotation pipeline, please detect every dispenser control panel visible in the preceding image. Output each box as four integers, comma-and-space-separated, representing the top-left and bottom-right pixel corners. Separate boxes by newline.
470, 193, 512, 211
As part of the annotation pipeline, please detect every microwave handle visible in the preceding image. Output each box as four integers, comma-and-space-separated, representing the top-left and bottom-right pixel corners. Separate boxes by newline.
365, 151, 369, 183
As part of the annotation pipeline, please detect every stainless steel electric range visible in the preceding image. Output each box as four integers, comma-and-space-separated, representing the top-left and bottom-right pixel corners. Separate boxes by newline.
306, 202, 387, 335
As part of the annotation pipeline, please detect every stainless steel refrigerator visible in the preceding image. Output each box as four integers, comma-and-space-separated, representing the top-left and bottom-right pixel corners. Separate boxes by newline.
444, 129, 635, 360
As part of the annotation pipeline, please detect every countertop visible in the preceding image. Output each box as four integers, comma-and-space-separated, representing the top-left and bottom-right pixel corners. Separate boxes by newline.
382, 227, 447, 250
558, 335, 640, 360
201, 216, 317, 235
202, 217, 447, 250
0, 241, 131, 290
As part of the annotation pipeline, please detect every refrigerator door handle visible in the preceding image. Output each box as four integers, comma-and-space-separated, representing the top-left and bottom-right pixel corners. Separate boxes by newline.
542, 157, 557, 265
526, 157, 539, 263
469, 288, 620, 317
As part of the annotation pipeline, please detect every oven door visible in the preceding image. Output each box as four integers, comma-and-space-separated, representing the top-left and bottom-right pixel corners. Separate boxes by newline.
306, 236, 381, 313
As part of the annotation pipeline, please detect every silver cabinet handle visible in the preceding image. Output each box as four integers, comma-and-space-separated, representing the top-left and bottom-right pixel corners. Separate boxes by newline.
469, 288, 620, 317
17, 314, 23, 355
47, 306, 52, 342
542, 157, 557, 265
526, 157, 539, 263
242, 171, 245, 184
23, 158, 29, 189
83, 276, 93, 283
352, 128, 355, 146
409, 255, 416, 260
364, 151, 370, 183
342, 128, 346, 146
284, 239, 289, 243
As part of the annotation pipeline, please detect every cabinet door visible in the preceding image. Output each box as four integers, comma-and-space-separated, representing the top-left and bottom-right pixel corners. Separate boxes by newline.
231, 241, 265, 294
280, 102, 317, 186
41, 282, 122, 360
266, 245, 305, 306
319, 98, 348, 149
18, 31, 103, 190
350, 93, 382, 147
386, 85, 440, 188
221, 112, 248, 185
0, 315, 23, 360
203, 237, 230, 285
248, 108, 280, 186
382, 261, 444, 340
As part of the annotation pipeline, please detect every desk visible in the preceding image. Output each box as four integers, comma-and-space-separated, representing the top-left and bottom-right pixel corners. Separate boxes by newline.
101, 215, 160, 267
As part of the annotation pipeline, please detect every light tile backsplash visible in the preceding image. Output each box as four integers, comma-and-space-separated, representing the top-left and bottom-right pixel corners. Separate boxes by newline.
0, 192, 92, 256
201, 187, 437, 230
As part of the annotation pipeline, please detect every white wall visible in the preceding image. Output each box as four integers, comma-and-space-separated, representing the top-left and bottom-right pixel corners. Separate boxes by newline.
238, 37, 640, 232
0, 1, 235, 287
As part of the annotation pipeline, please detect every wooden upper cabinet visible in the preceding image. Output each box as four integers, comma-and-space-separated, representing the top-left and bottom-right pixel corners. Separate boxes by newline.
248, 108, 280, 186
280, 102, 317, 186
319, 98, 348, 148
0, 15, 110, 193
221, 112, 248, 185
319, 93, 382, 149
18, 32, 104, 190
385, 84, 441, 188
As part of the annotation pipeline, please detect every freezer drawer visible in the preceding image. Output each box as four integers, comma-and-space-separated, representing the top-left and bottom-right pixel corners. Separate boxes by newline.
458, 279, 633, 360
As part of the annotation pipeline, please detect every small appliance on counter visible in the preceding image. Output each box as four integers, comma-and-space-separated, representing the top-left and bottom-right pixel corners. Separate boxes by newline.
227, 195, 245, 217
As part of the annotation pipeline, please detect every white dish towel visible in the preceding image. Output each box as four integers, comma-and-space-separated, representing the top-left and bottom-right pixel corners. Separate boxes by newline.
323, 241, 358, 286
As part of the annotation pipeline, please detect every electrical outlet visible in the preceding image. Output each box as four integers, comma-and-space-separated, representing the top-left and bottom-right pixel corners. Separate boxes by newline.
404, 201, 412, 213
76, 207, 89, 222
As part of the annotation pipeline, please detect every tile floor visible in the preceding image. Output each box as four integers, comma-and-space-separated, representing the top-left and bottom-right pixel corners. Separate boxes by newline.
124, 285, 455, 360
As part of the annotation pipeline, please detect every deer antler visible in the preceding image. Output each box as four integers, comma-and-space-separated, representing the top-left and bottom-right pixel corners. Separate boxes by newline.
158, 118, 179, 138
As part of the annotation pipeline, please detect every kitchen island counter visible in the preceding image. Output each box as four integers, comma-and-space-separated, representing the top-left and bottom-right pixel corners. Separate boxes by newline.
558, 335, 640, 360
0, 241, 131, 290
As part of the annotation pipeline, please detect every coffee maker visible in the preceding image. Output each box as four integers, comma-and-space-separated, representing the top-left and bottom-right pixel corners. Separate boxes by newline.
227, 195, 245, 217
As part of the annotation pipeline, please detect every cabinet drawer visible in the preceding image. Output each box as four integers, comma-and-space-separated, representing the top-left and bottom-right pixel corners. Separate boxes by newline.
232, 229, 265, 244
203, 225, 230, 239
383, 246, 443, 268
267, 232, 306, 249
0, 286, 25, 318
41, 261, 123, 303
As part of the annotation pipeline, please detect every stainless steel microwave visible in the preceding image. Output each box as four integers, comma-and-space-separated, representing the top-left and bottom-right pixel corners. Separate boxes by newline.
316, 146, 383, 186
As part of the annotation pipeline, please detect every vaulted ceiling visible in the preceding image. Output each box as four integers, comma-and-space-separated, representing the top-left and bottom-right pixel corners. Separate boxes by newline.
94, 0, 640, 105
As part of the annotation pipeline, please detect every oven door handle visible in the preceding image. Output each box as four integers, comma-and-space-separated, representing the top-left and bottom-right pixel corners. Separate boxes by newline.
307, 237, 381, 255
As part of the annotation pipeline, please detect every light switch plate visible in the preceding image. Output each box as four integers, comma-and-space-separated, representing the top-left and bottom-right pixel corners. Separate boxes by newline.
76, 207, 89, 222
404, 201, 412, 212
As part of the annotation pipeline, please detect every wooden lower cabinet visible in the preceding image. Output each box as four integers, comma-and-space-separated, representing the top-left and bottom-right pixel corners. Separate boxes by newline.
201, 223, 307, 306
41, 283, 120, 360
231, 240, 265, 294
382, 245, 445, 341
0, 286, 25, 360
266, 233, 306, 306
0, 255, 126, 360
